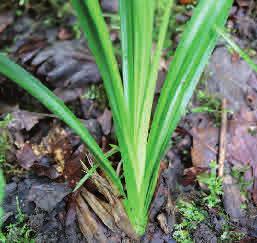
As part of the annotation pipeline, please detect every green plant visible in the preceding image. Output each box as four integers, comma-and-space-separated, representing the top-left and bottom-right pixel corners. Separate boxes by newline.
197, 161, 223, 208
215, 26, 257, 73
0, 114, 11, 164
82, 84, 107, 104
0, 197, 34, 243
231, 166, 253, 203
220, 215, 245, 242
0, 0, 233, 235
0, 114, 11, 225
173, 200, 206, 243
73, 146, 119, 192
191, 90, 222, 123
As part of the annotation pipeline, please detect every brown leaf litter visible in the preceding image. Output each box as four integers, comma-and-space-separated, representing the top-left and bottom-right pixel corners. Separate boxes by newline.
190, 108, 257, 204
76, 155, 137, 241
0, 11, 13, 33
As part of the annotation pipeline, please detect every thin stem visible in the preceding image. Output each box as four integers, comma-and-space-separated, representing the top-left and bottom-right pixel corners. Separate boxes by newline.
215, 25, 257, 73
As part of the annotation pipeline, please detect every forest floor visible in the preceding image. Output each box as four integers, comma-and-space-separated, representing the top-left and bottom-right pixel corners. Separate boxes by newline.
0, 0, 257, 242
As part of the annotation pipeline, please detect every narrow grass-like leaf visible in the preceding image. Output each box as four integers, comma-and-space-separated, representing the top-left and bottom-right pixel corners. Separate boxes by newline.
137, 0, 175, 181
73, 146, 120, 192
0, 54, 124, 195
215, 25, 257, 73
145, 0, 233, 210
73, 164, 98, 192
119, 0, 156, 186
71, 0, 140, 206
119, 0, 134, 105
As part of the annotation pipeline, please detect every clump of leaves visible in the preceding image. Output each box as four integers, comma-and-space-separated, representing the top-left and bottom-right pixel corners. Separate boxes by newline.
154, 0, 175, 57
231, 166, 253, 206
174, 162, 246, 242
0, 114, 12, 224
0, 0, 234, 235
197, 161, 223, 208
173, 200, 206, 243
82, 84, 107, 105
220, 224, 245, 242
0, 114, 11, 164
191, 90, 222, 124
0, 197, 34, 243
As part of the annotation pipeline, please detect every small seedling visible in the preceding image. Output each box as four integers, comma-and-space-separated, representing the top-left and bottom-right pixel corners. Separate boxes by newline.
221, 223, 245, 242
231, 165, 253, 203
191, 90, 223, 124
0, 197, 34, 243
173, 200, 206, 243
0, 114, 12, 224
197, 161, 223, 208
0, 114, 12, 164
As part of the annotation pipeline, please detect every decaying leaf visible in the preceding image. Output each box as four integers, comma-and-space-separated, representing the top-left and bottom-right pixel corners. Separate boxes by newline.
15, 40, 101, 88
8, 110, 46, 131
0, 11, 14, 33
223, 174, 246, 220
16, 143, 38, 169
236, 0, 252, 7
227, 109, 257, 169
80, 188, 119, 232
191, 125, 219, 168
76, 194, 108, 243
190, 109, 257, 202
28, 182, 71, 212
76, 159, 137, 240
97, 108, 112, 136
64, 144, 86, 188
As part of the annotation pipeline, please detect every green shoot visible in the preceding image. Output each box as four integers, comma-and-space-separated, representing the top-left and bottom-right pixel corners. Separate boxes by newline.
73, 146, 119, 192
0, 197, 34, 243
231, 166, 253, 204
197, 161, 223, 208
73, 163, 98, 192
0, 114, 11, 226
173, 201, 206, 243
0, 114, 12, 164
191, 90, 222, 124
215, 26, 257, 73
0, 0, 234, 235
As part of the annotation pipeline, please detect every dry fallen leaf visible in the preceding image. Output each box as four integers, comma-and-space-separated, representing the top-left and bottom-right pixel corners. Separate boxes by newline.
191, 126, 219, 168
28, 182, 71, 212
190, 109, 257, 202
97, 108, 112, 136
15, 40, 101, 88
8, 110, 44, 131
0, 11, 14, 33
76, 159, 138, 240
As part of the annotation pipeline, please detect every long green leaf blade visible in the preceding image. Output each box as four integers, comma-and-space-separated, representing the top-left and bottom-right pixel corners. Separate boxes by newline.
215, 25, 257, 73
0, 54, 124, 195
145, 0, 233, 209
136, 0, 174, 182
71, 0, 140, 210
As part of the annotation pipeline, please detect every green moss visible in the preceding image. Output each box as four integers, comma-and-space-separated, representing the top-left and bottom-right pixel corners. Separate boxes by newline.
0, 197, 34, 243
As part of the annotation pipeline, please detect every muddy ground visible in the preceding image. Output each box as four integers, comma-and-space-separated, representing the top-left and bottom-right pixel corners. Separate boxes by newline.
1, 0, 257, 242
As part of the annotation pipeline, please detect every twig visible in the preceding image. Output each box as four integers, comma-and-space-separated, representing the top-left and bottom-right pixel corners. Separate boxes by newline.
218, 98, 228, 177
116, 161, 122, 177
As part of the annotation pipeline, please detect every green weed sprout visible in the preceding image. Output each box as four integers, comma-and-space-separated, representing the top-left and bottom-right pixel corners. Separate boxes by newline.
173, 201, 206, 243
197, 161, 223, 208
0, 0, 233, 235
0, 114, 11, 226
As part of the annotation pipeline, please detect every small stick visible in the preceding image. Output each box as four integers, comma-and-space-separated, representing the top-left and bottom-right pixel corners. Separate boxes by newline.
218, 98, 228, 177
116, 161, 122, 176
